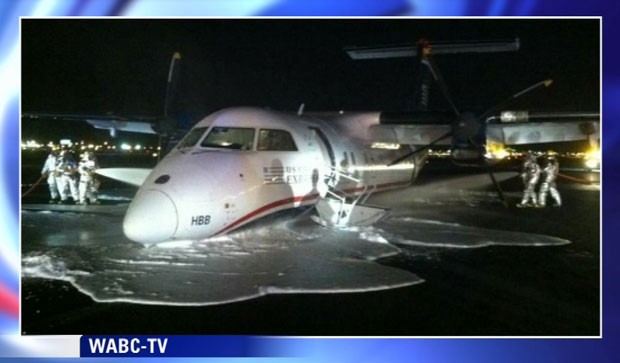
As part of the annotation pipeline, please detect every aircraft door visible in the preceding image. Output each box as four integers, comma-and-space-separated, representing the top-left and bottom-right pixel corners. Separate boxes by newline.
310, 127, 336, 165
309, 127, 336, 194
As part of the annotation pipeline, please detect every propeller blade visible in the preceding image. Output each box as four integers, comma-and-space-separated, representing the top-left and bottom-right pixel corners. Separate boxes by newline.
466, 136, 508, 208
485, 163, 509, 208
418, 43, 461, 117
479, 79, 553, 122
388, 131, 452, 166
164, 52, 182, 118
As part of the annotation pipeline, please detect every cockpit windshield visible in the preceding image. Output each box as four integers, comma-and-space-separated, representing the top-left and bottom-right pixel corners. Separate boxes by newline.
177, 126, 208, 149
200, 127, 255, 150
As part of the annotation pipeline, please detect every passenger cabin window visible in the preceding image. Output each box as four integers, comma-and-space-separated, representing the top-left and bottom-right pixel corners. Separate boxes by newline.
177, 126, 208, 149
257, 129, 298, 151
200, 127, 255, 150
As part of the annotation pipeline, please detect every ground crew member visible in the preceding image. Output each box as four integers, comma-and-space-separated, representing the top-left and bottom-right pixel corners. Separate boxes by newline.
517, 152, 541, 208
538, 153, 562, 207
41, 149, 60, 203
55, 149, 79, 204
78, 151, 100, 205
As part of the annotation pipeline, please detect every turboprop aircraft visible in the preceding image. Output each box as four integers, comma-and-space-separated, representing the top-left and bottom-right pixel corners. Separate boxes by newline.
25, 39, 601, 246
92, 39, 599, 246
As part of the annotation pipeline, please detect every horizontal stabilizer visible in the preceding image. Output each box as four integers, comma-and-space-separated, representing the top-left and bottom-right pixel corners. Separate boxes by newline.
345, 38, 520, 60
96, 168, 152, 186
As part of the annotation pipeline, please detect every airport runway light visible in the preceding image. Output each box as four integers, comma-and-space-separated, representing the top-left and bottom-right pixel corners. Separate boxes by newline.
584, 147, 601, 169
21, 140, 42, 149
485, 141, 508, 160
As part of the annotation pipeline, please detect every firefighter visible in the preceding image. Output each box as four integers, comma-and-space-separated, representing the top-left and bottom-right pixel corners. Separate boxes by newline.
538, 153, 562, 207
78, 151, 100, 205
55, 149, 79, 204
517, 152, 541, 208
40, 149, 60, 203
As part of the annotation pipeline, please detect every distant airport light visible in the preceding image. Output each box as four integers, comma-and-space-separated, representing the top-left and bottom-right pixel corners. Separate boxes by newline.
60, 139, 72, 146
485, 141, 508, 159
120, 143, 132, 151
21, 140, 42, 149
152, 153, 159, 158
134, 144, 142, 150
584, 147, 601, 169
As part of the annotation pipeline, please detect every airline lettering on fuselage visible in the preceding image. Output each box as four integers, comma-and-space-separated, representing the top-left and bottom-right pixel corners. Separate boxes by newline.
191, 215, 211, 226
263, 165, 314, 185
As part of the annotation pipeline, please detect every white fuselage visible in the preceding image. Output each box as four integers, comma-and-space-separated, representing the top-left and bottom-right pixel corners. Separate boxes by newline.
123, 107, 425, 245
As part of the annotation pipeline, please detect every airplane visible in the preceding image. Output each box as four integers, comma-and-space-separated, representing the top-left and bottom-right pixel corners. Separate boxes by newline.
24, 39, 600, 247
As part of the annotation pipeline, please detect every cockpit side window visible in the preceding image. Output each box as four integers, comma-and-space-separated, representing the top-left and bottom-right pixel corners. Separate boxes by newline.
177, 126, 209, 149
257, 129, 298, 151
200, 127, 255, 150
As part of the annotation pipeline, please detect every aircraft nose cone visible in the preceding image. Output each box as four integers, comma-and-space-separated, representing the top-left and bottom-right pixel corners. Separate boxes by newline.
123, 190, 178, 245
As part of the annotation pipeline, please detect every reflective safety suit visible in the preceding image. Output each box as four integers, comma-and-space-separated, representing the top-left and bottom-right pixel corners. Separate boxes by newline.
41, 153, 59, 202
538, 158, 562, 207
55, 154, 79, 202
78, 155, 99, 204
518, 157, 540, 207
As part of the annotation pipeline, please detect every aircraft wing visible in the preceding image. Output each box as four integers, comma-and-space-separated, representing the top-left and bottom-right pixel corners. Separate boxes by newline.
487, 120, 600, 146
22, 112, 160, 137
370, 112, 599, 147
23, 52, 185, 138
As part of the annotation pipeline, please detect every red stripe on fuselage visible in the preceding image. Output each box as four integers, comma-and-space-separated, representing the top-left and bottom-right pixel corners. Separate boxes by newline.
214, 193, 320, 236
213, 179, 412, 236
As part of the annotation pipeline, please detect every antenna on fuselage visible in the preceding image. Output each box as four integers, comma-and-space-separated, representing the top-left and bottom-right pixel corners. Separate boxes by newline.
297, 103, 305, 116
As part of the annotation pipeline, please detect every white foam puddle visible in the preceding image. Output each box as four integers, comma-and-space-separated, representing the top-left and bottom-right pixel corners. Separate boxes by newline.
22, 214, 422, 305
22, 176, 572, 306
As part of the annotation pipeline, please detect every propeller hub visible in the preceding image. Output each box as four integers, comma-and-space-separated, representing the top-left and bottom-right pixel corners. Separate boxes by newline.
453, 112, 480, 139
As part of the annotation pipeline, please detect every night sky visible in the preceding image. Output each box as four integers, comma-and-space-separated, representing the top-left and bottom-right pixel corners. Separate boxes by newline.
21, 18, 599, 143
